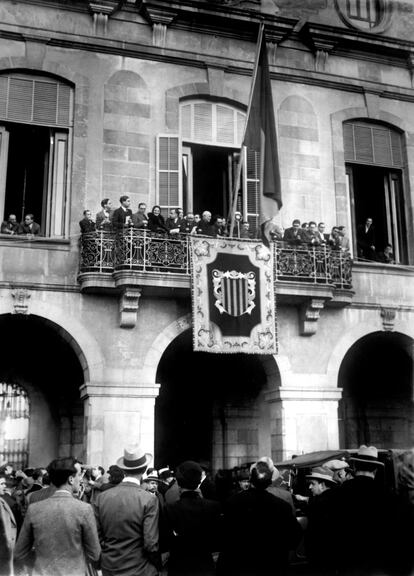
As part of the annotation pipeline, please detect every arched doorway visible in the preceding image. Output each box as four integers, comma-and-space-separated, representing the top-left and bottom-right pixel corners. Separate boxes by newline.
0, 313, 85, 467
338, 331, 414, 448
154, 330, 278, 471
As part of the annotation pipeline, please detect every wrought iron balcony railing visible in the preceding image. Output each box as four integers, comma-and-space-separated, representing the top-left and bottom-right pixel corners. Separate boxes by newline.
79, 229, 352, 289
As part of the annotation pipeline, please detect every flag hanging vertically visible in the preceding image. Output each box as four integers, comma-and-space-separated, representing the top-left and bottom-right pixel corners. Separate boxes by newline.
244, 24, 282, 219
229, 24, 282, 236
190, 236, 277, 354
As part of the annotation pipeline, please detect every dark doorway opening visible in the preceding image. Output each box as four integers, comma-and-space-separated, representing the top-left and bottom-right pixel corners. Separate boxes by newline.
338, 331, 414, 448
155, 330, 267, 470
349, 164, 407, 263
190, 144, 236, 218
0, 314, 85, 467
4, 123, 50, 231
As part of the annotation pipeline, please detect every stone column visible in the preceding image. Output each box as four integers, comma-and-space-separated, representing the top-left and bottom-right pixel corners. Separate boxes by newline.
81, 382, 160, 468
266, 386, 342, 461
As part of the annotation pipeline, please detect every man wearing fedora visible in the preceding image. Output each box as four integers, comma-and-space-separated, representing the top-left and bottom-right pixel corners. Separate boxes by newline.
304, 467, 338, 575
335, 445, 395, 575
94, 445, 161, 576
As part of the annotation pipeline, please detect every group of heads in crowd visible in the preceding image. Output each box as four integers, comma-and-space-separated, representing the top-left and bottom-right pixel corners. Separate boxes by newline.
0, 214, 41, 236
2, 443, 414, 576
80, 196, 253, 239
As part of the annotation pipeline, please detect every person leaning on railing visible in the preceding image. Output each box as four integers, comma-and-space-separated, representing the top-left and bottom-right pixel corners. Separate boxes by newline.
147, 205, 168, 234
79, 210, 96, 234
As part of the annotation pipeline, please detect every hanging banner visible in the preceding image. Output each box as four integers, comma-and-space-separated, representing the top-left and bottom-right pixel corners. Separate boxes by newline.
190, 237, 277, 354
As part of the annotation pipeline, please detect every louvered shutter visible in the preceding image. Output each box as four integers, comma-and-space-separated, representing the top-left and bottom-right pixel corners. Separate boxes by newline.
194, 103, 212, 143
0, 126, 10, 224
0, 74, 72, 127
180, 100, 245, 147
343, 121, 403, 168
216, 105, 235, 145
157, 135, 181, 211
244, 148, 260, 235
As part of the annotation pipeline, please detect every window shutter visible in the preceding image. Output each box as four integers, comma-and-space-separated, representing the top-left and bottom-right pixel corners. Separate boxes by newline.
180, 104, 191, 140
343, 121, 403, 168
194, 103, 212, 143
0, 74, 72, 127
157, 135, 181, 210
0, 126, 10, 224
216, 105, 235, 145
244, 148, 260, 234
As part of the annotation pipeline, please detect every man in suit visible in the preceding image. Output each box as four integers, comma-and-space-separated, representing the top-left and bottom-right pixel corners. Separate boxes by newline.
217, 461, 301, 576
283, 219, 305, 246
357, 217, 376, 260
0, 473, 17, 576
0, 214, 20, 235
14, 457, 101, 576
18, 214, 40, 236
164, 461, 221, 576
96, 198, 114, 229
112, 195, 133, 231
94, 445, 160, 576
79, 210, 96, 234
132, 202, 149, 229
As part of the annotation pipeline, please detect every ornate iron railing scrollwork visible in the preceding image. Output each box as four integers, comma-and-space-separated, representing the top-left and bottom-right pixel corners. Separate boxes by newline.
79, 232, 352, 288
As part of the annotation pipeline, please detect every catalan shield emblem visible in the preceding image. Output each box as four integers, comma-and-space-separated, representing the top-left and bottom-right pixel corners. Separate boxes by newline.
212, 269, 256, 317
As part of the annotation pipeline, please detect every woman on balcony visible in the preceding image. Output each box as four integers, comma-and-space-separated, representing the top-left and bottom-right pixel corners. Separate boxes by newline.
148, 205, 168, 235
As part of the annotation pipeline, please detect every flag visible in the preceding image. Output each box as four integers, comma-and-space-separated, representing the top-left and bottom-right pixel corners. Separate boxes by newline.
243, 24, 282, 222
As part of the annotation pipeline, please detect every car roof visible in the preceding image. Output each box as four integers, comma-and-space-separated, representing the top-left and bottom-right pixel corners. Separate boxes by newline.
275, 450, 347, 468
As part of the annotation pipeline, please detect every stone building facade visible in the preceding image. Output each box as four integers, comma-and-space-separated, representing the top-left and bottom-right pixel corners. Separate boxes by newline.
0, 0, 413, 471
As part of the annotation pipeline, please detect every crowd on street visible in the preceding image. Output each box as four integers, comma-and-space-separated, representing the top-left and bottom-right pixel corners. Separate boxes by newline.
0, 444, 413, 576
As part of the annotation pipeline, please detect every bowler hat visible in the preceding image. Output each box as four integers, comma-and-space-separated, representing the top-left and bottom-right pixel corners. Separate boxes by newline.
350, 445, 384, 467
176, 461, 202, 490
116, 445, 152, 473
306, 466, 337, 484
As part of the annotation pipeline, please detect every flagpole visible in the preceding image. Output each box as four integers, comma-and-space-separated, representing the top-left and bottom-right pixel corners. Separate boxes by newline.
229, 23, 265, 237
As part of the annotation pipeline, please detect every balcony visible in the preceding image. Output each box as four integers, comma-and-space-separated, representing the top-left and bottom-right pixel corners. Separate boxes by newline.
78, 230, 353, 307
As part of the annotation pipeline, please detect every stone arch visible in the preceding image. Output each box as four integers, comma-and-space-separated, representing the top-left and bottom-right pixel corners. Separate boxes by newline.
327, 318, 414, 387
330, 106, 413, 234
165, 82, 247, 131
0, 295, 104, 384
142, 313, 290, 388
0, 57, 88, 88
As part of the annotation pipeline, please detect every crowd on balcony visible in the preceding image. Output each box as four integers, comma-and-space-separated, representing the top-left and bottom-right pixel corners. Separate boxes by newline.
79, 195, 358, 253
0, 214, 41, 237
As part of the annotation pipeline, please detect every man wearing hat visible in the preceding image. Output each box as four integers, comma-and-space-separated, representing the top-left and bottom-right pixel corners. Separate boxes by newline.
335, 445, 394, 575
94, 445, 161, 576
324, 459, 350, 484
304, 467, 338, 574
164, 461, 221, 576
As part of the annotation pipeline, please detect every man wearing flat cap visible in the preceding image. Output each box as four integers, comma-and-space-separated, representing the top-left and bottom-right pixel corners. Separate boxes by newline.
94, 445, 161, 576
335, 445, 395, 575
304, 467, 338, 574
164, 460, 221, 576
324, 459, 350, 484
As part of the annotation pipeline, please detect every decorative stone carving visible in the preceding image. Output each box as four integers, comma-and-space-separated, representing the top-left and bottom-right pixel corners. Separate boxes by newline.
139, 4, 178, 47
299, 298, 325, 336
11, 288, 31, 315
119, 288, 141, 328
380, 307, 396, 331
88, 1, 121, 36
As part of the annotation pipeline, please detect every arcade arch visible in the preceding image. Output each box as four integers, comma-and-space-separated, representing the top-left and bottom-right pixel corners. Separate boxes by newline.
338, 331, 414, 448
154, 329, 281, 471
0, 313, 87, 467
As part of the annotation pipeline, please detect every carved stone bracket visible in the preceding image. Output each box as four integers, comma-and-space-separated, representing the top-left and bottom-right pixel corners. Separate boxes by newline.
88, 1, 121, 35
299, 25, 337, 72
380, 307, 396, 332
11, 288, 31, 315
140, 4, 178, 47
299, 298, 325, 336
119, 288, 142, 328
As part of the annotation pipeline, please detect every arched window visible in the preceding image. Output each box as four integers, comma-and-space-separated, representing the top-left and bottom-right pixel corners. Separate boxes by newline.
157, 100, 261, 233
0, 382, 30, 469
0, 72, 74, 238
343, 120, 408, 264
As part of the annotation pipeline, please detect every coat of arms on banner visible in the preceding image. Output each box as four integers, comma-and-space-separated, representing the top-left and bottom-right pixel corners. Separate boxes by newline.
190, 237, 277, 354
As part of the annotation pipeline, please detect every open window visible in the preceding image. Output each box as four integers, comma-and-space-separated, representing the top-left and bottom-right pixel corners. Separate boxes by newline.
156, 100, 260, 233
0, 73, 73, 237
344, 120, 408, 264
